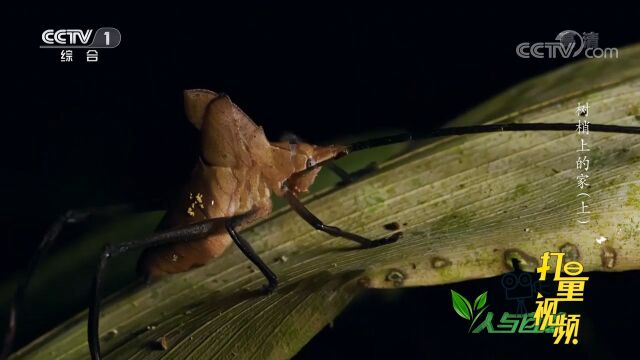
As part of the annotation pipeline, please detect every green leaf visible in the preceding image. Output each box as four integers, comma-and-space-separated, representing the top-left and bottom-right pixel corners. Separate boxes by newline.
473, 291, 488, 311
451, 290, 472, 320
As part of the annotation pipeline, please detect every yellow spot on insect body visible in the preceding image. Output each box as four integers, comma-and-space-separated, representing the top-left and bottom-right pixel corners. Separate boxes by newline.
186, 192, 206, 217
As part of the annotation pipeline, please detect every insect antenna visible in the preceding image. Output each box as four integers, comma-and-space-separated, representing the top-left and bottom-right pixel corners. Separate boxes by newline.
347, 123, 640, 152
299, 123, 640, 177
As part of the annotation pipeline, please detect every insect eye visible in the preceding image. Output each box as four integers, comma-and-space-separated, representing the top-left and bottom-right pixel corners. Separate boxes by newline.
306, 158, 316, 168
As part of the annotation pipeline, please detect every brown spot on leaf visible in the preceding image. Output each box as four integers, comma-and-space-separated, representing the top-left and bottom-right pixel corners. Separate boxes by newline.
358, 276, 371, 288
385, 269, 406, 287
559, 243, 580, 261
383, 222, 401, 231
151, 336, 170, 351
503, 248, 539, 272
103, 329, 118, 341
431, 256, 452, 269
601, 246, 617, 269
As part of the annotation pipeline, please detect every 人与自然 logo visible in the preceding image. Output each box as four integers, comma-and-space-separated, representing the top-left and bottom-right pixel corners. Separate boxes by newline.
451, 251, 588, 344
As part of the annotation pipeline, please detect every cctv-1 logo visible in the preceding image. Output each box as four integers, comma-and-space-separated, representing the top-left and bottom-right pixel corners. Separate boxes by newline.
40, 27, 121, 48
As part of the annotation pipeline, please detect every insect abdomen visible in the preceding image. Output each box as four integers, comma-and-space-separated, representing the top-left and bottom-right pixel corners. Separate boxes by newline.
138, 231, 233, 279
138, 163, 272, 279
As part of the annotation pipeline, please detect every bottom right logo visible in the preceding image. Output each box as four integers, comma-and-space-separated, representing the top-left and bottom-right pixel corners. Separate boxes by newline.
451, 251, 588, 345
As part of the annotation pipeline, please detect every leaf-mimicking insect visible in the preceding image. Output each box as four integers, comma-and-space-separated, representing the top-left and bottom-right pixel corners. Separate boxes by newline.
3, 89, 640, 360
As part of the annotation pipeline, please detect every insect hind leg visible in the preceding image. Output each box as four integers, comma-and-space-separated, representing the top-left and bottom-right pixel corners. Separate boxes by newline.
87, 211, 265, 360
0, 205, 134, 360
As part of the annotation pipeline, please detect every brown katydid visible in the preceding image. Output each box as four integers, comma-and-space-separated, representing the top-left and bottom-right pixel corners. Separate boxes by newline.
137, 89, 400, 281
3, 89, 640, 360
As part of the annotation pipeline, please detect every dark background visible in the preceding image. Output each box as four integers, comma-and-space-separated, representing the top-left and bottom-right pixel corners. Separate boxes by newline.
3, 4, 640, 359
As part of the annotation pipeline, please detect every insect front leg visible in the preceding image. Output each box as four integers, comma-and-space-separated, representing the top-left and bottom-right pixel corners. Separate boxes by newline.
225, 221, 278, 293
283, 188, 401, 248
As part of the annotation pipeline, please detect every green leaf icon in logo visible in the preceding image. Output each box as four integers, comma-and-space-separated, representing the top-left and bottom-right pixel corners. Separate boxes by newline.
451, 290, 490, 333
451, 290, 472, 320
473, 291, 487, 311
